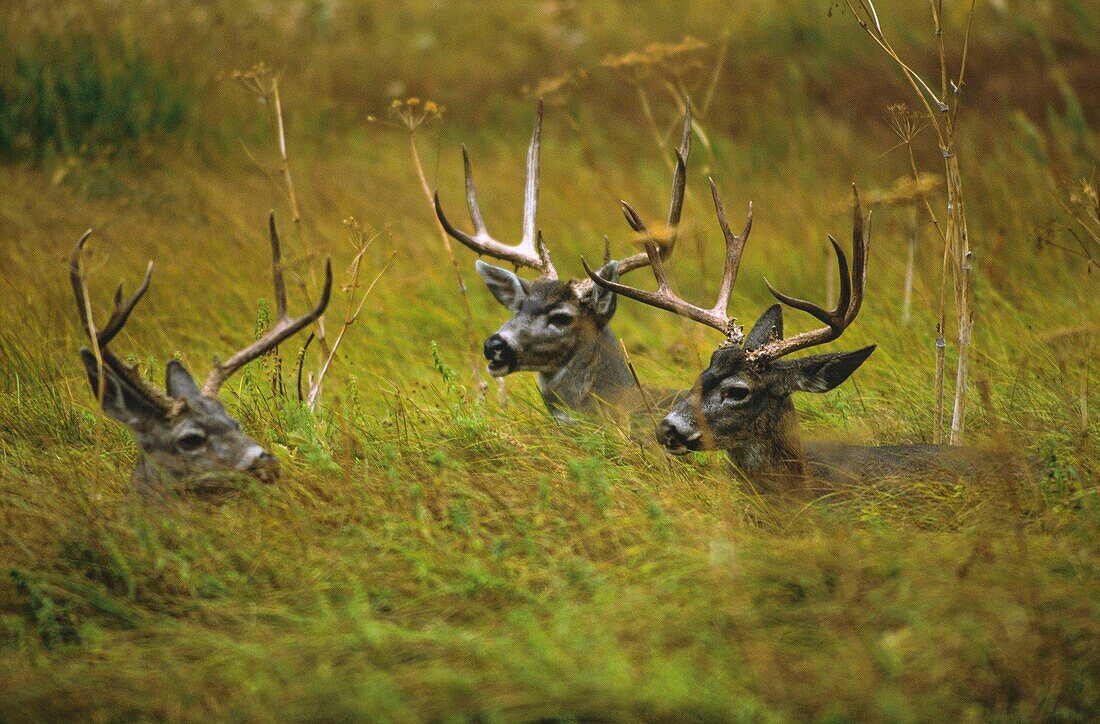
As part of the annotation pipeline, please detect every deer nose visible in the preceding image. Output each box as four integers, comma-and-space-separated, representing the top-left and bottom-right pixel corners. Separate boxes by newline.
657, 416, 702, 454
241, 445, 280, 483
483, 334, 516, 375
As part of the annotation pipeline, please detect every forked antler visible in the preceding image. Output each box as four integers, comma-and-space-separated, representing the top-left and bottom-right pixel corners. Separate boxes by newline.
70, 230, 176, 412
434, 100, 556, 278
436, 101, 693, 285
202, 212, 332, 396
584, 177, 753, 343
612, 102, 693, 276
753, 184, 868, 359
571, 102, 693, 296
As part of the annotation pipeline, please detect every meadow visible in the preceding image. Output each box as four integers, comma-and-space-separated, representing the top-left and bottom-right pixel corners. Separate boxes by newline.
0, 0, 1098, 720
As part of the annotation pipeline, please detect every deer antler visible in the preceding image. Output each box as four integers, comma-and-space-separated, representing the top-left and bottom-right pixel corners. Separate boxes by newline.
434, 100, 556, 278
753, 184, 868, 359
572, 102, 693, 296
201, 212, 333, 397
70, 230, 176, 412
583, 176, 753, 343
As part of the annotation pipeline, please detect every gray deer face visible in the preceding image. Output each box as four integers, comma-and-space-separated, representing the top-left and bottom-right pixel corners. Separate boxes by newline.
476, 259, 618, 377
71, 214, 331, 497
82, 353, 279, 489
658, 306, 875, 455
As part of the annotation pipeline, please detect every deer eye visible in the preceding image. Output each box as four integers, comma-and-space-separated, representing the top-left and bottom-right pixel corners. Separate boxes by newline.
548, 312, 574, 328
721, 384, 752, 403
177, 432, 207, 452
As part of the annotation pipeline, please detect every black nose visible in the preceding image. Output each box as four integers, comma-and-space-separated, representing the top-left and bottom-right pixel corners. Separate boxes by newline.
250, 452, 281, 483
657, 417, 702, 453
483, 334, 516, 371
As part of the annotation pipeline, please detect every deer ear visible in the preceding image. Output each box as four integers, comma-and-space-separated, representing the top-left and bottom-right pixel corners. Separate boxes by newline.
745, 304, 783, 350
476, 260, 529, 312
585, 260, 618, 325
165, 360, 201, 400
80, 350, 165, 427
789, 345, 876, 394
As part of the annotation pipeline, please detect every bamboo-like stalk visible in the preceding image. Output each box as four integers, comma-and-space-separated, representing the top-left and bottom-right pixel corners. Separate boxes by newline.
847, 0, 977, 445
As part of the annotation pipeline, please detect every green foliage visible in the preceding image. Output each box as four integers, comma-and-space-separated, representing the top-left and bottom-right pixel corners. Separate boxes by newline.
0, 31, 192, 159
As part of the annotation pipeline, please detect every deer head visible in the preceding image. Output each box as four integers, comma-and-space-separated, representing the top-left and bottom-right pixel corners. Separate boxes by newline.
587, 184, 873, 477
71, 214, 332, 495
435, 100, 692, 381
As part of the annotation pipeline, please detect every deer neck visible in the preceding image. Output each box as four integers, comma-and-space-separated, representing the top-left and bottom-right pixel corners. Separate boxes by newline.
131, 454, 163, 499
537, 324, 634, 419
724, 398, 809, 488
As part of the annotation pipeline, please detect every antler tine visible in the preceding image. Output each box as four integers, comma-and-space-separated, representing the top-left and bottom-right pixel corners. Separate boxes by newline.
433, 102, 556, 278
201, 216, 334, 397
521, 99, 542, 253
756, 184, 868, 359
614, 100, 693, 276
711, 178, 752, 317
585, 172, 752, 343
70, 230, 155, 349
581, 243, 731, 337
70, 230, 175, 412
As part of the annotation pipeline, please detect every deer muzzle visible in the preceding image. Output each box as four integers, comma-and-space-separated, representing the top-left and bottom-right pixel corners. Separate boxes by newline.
483, 334, 517, 376
657, 415, 704, 455
240, 446, 280, 484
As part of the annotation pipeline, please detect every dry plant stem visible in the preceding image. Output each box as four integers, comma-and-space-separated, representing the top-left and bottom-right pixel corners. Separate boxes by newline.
73, 233, 108, 478
1081, 353, 1090, 436
407, 131, 484, 392
271, 82, 329, 359
272, 83, 301, 224
903, 202, 918, 323
849, 0, 976, 445
619, 338, 656, 426
934, 324, 946, 444
307, 252, 396, 410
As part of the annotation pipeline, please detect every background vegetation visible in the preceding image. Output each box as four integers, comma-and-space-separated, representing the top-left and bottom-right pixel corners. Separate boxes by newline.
0, 0, 1097, 720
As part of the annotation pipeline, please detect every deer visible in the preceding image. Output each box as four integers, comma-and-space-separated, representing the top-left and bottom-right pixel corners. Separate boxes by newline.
585, 183, 997, 491
70, 213, 332, 498
433, 100, 691, 422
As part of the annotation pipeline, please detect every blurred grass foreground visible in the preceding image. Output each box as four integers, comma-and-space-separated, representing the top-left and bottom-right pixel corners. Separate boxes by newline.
0, 0, 1099, 720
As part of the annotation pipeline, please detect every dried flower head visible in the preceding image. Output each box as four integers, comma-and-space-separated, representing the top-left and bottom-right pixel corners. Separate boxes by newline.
382, 97, 445, 132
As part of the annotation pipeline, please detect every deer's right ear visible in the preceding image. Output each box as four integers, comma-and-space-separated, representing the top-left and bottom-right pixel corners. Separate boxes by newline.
744, 305, 783, 350
80, 350, 165, 426
476, 260, 529, 312
165, 360, 201, 400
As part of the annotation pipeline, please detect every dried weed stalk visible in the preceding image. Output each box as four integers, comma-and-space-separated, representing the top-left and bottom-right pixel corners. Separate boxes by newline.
848, 0, 977, 445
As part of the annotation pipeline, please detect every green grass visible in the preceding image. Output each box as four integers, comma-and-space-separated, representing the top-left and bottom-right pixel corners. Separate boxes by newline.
0, 1, 1099, 720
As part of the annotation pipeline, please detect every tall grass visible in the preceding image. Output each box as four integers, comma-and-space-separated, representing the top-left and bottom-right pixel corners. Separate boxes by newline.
0, 0, 1097, 719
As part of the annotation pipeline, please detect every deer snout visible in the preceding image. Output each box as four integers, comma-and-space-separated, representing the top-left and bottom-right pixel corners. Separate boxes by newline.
657, 414, 703, 455
483, 334, 517, 376
240, 445, 280, 484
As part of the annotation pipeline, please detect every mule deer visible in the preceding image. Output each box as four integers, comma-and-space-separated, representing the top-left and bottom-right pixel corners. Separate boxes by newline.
434, 101, 691, 421
71, 214, 332, 497
586, 184, 991, 490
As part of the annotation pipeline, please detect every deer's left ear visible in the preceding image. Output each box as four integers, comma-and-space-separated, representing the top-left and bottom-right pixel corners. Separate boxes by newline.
788, 345, 876, 393
584, 260, 619, 326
